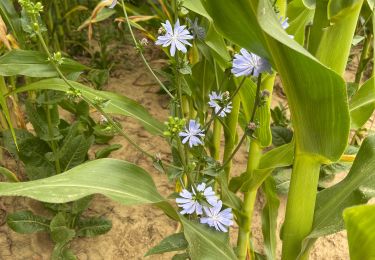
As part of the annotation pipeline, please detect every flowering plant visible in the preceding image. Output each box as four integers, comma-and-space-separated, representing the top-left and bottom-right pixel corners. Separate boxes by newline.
0, 0, 374, 259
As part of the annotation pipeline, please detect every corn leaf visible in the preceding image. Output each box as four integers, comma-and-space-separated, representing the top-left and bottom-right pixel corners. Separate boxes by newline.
0, 50, 88, 77
300, 135, 375, 255
343, 204, 375, 260
202, 0, 350, 162
10, 78, 165, 135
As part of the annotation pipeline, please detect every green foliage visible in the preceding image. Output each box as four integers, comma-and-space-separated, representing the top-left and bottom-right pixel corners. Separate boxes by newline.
77, 217, 112, 237
145, 233, 188, 256
0, 158, 166, 203
350, 77, 375, 129
300, 135, 375, 255
344, 205, 375, 260
7, 210, 50, 233
0, 50, 88, 77
261, 177, 279, 260
11, 78, 165, 135
180, 216, 237, 260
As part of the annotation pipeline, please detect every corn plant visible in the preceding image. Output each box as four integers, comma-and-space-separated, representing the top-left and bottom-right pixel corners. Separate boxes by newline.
0, 0, 375, 259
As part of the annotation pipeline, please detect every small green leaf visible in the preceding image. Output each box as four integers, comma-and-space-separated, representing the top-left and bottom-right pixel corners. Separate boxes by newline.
181, 217, 237, 260
95, 144, 122, 159
50, 213, 75, 244
71, 196, 93, 215
145, 233, 188, 256
77, 217, 112, 237
350, 77, 375, 129
7, 210, 50, 234
0, 166, 19, 182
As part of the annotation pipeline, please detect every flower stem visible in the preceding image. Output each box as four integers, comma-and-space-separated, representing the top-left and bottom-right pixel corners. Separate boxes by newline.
204, 77, 246, 131
32, 16, 157, 164
221, 74, 262, 170
281, 155, 321, 260
120, 0, 175, 99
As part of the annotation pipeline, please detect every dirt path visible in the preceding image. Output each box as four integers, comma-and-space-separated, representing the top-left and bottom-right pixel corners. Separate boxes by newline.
0, 50, 349, 259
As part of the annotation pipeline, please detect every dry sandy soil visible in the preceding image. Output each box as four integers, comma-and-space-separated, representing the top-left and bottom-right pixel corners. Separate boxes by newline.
0, 46, 354, 259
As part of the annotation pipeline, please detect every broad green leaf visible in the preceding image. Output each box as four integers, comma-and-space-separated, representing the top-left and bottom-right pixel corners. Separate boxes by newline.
10, 78, 165, 135
350, 77, 375, 129
316, 0, 363, 74
145, 233, 188, 256
77, 217, 112, 237
287, 2, 314, 45
58, 124, 94, 171
2, 128, 33, 157
261, 177, 279, 260
7, 210, 50, 234
203, 0, 350, 162
183, 0, 211, 20
18, 137, 56, 180
0, 159, 166, 205
180, 217, 237, 260
300, 135, 375, 255
328, 0, 361, 19
343, 205, 375, 260
0, 50, 88, 77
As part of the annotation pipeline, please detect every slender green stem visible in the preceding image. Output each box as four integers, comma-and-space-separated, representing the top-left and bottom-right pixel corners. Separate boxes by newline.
355, 32, 372, 84
281, 155, 321, 260
212, 119, 221, 160
33, 18, 156, 163
44, 92, 61, 174
221, 74, 262, 170
120, 0, 175, 99
237, 140, 262, 260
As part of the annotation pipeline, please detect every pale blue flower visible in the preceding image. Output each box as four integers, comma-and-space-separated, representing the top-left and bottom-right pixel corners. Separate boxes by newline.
155, 20, 194, 56
231, 48, 271, 77
208, 91, 232, 118
176, 183, 218, 215
179, 120, 205, 147
280, 17, 289, 30
200, 200, 233, 232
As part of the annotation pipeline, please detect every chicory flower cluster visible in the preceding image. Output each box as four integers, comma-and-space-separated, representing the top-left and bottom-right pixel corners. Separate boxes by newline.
176, 183, 233, 232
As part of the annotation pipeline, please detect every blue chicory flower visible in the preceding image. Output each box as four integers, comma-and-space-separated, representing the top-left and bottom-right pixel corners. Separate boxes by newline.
231, 48, 271, 77
155, 20, 194, 57
200, 200, 234, 232
176, 183, 218, 215
280, 17, 289, 30
179, 120, 205, 147
208, 91, 232, 117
